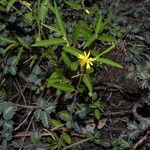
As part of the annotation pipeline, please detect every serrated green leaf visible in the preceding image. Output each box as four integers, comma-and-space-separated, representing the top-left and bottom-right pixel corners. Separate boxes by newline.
95, 109, 100, 120
45, 105, 55, 114
43, 24, 62, 34
63, 133, 72, 144
13, 47, 23, 65
95, 13, 102, 35
3, 105, 16, 120
34, 109, 42, 120
75, 104, 88, 118
48, 83, 74, 92
83, 34, 97, 49
20, 0, 32, 11
70, 61, 78, 71
0, 35, 17, 44
3, 43, 17, 56
33, 65, 42, 75
52, 119, 63, 127
48, 78, 60, 84
30, 131, 41, 143
61, 51, 72, 67
99, 34, 116, 43
39, 0, 50, 22
36, 98, 45, 107
72, 24, 92, 43
83, 74, 92, 93
59, 111, 70, 121
96, 57, 123, 68
63, 46, 83, 57
25, 12, 33, 23
41, 111, 49, 128
95, 44, 115, 58
3, 121, 14, 132
64, 0, 82, 10
16, 36, 31, 50
54, 0, 66, 35
102, 12, 111, 28
32, 38, 64, 47
6, 0, 16, 12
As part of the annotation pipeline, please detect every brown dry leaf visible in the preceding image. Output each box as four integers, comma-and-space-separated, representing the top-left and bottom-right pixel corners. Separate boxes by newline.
81, 123, 96, 134
97, 119, 107, 129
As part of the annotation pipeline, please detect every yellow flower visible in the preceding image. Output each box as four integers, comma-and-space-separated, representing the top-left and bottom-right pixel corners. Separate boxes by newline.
78, 51, 95, 69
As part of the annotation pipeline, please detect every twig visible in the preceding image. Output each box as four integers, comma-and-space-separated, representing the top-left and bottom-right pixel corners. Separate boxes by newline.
132, 103, 145, 122
15, 78, 27, 105
102, 110, 132, 117
14, 103, 39, 109
14, 132, 56, 138
133, 130, 150, 150
14, 111, 32, 131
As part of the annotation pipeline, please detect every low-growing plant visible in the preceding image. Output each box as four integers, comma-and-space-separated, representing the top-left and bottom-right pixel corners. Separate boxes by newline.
0, 0, 124, 149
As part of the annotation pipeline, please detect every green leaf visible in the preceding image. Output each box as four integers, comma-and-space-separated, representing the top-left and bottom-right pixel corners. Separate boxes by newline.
0, 35, 17, 44
9, 66, 17, 75
43, 24, 62, 34
95, 13, 102, 35
36, 98, 45, 107
48, 83, 74, 92
83, 34, 97, 49
45, 105, 55, 114
102, 12, 111, 28
20, 1, 32, 11
63, 46, 83, 57
39, 0, 50, 22
59, 111, 70, 121
52, 119, 63, 127
30, 131, 41, 143
13, 47, 23, 65
6, 0, 16, 12
25, 12, 33, 23
95, 109, 100, 120
95, 44, 115, 58
54, 0, 66, 35
61, 51, 72, 67
34, 109, 42, 120
72, 23, 92, 43
63, 133, 72, 144
64, 0, 82, 10
16, 36, 31, 50
48, 78, 60, 84
96, 57, 123, 68
41, 111, 49, 128
32, 38, 64, 47
99, 34, 116, 43
3, 121, 14, 132
83, 74, 92, 93
3, 44, 17, 56
70, 61, 79, 71
3, 105, 16, 120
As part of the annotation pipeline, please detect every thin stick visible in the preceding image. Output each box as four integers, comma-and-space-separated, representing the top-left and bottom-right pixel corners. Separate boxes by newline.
15, 78, 27, 105
14, 111, 32, 131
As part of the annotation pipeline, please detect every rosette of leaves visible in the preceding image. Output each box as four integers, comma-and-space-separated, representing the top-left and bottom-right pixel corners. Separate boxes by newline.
34, 98, 56, 128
